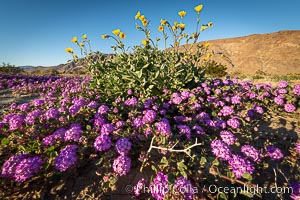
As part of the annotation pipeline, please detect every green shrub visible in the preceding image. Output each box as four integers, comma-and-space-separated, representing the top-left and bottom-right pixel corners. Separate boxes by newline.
0, 62, 23, 74
205, 60, 227, 78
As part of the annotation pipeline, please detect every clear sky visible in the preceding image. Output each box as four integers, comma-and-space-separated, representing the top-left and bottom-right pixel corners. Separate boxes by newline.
0, 0, 299, 67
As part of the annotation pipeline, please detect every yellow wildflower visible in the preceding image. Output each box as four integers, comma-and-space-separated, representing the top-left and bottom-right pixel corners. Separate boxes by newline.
82, 34, 87, 39
203, 57, 208, 61
139, 15, 145, 21
101, 34, 109, 39
192, 32, 199, 39
79, 43, 84, 47
71, 36, 78, 43
179, 23, 186, 30
194, 4, 203, 13
112, 29, 120, 36
158, 25, 164, 32
178, 10, 186, 18
65, 47, 74, 53
201, 25, 208, 31
142, 19, 148, 27
208, 22, 213, 28
207, 53, 212, 57
73, 54, 78, 59
160, 19, 167, 25
142, 39, 149, 46
172, 25, 177, 31
135, 11, 141, 19
119, 32, 126, 39
204, 43, 210, 47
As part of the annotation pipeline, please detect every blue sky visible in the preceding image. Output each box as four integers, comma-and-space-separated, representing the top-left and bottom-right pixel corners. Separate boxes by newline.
0, 0, 299, 66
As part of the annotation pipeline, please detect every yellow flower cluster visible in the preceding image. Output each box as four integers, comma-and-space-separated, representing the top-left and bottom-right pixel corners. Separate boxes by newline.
135, 11, 148, 27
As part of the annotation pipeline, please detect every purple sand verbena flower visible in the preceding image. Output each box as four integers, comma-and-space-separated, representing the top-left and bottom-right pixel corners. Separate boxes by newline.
1, 154, 28, 179
142, 110, 157, 124
94, 134, 112, 151
54, 145, 78, 172
134, 178, 148, 197
220, 106, 234, 116
150, 172, 169, 200
115, 137, 132, 155
177, 125, 191, 140
100, 123, 115, 135
9, 114, 24, 131
14, 156, 43, 182
220, 130, 236, 145
173, 176, 194, 200
241, 145, 261, 162
284, 103, 296, 113
112, 155, 131, 176
266, 145, 284, 160
227, 118, 240, 129
290, 182, 300, 200
155, 119, 172, 137
64, 124, 83, 142
228, 154, 255, 178
211, 139, 232, 161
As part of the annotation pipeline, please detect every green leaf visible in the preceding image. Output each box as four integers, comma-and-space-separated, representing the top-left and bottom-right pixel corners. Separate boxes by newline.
151, 165, 158, 173
212, 159, 219, 166
200, 156, 207, 165
227, 172, 235, 179
242, 172, 252, 181
47, 146, 55, 152
160, 156, 168, 166
217, 192, 228, 200
1, 137, 9, 145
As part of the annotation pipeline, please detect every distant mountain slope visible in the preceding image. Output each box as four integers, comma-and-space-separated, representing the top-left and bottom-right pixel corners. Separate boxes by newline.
193, 30, 300, 75
20, 30, 300, 76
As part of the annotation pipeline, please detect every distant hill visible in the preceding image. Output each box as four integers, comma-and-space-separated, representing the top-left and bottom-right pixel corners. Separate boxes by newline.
191, 30, 300, 75
20, 30, 300, 76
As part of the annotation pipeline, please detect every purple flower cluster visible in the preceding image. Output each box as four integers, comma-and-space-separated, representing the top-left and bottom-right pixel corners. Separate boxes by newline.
295, 142, 300, 154
293, 84, 300, 96
274, 96, 284, 105
220, 130, 236, 145
1, 154, 43, 182
227, 118, 240, 129
277, 80, 288, 88
177, 125, 191, 140
115, 137, 132, 155
284, 103, 296, 113
44, 108, 59, 120
98, 105, 110, 115
94, 134, 112, 151
100, 123, 115, 135
43, 128, 67, 146
173, 177, 194, 200
290, 182, 300, 200
124, 97, 138, 106
231, 95, 241, 105
54, 145, 78, 172
241, 145, 261, 162
25, 109, 43, 124
155, 119, 172, 137
9, 114, 24, 131
134, 178, 148, 197
142, 109, 157, 124
64, 123, 83, 141
68, 104, 81, 115
266, 145, 284, 160
112, 155, 131, 176
228, 154, 255, 178
150, 172, 169, 200
211, 139, 232, 160
220, 106, 234, 116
